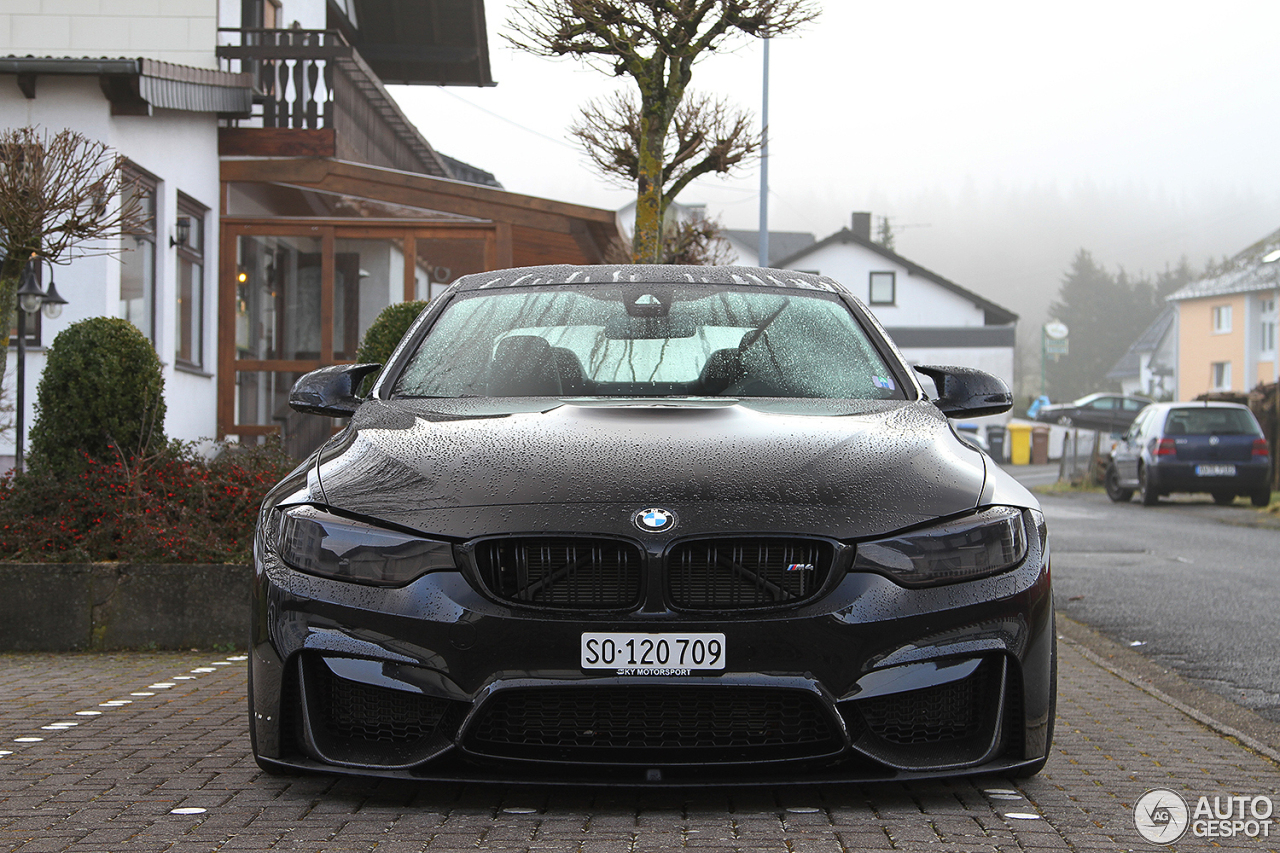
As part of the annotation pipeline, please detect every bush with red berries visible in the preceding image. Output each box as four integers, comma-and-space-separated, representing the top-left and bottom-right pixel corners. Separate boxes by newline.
0, 441, 297, 564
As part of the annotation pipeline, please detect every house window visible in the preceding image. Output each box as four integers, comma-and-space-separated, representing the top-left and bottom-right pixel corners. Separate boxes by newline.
1212, 361, 1232, 390
1211, 304, 1231, 334
175, 195, 206, 368
869, 271, 895, 305
1262, 297, 1277, 356
120, 164, 157, 343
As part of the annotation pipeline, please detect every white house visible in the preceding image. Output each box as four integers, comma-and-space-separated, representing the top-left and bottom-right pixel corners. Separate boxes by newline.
1105, 306, 1176, 399
3, 0, 621, 465
2, 2, 246, 468
776, 213, 1019, 402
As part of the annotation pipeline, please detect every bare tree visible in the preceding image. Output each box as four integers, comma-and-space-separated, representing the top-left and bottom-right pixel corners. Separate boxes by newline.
507, 0, 819, 263
604, 207, 738, 265
572, 89, 761, 219
0, 126, 138, 389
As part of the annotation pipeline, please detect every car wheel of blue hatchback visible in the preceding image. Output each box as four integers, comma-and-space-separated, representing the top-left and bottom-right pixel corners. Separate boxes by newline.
249, 264, 1055, 784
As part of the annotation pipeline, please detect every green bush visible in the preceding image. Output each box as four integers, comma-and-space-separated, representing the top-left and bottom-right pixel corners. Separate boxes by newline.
28, 317, 166, 472
355, 300, 429, 393
0, 440, 297, 563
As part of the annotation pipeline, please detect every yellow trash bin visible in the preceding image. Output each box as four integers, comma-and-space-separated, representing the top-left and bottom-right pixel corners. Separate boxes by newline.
1007, 422, 1033, 465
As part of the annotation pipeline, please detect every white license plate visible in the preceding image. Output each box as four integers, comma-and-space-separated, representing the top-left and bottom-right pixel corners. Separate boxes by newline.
581, 632, 726, 672
1196, 464, 1236, 477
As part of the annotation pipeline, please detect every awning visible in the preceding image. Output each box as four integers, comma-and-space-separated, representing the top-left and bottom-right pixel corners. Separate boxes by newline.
1, 56, 253, 117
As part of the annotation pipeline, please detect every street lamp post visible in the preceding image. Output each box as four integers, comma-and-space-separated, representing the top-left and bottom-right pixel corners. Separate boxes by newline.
14, 257, 66, 474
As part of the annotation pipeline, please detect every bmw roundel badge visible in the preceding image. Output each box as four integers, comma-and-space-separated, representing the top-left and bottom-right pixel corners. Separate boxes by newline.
634, 507, 676, 532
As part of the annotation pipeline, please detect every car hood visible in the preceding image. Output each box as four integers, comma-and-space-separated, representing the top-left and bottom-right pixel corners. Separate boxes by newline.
303, 398, 990, 540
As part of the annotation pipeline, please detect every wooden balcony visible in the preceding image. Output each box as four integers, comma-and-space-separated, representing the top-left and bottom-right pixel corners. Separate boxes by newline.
216, 28, 450, 178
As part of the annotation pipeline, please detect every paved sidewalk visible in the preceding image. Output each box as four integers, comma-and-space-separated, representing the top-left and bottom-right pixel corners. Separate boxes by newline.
1, 632, 1278, 852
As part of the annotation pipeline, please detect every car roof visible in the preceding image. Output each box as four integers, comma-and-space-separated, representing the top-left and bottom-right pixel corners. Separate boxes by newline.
1069, 392, 1152, 404
451, 264, 849, 294
1152, 401, 1252, 412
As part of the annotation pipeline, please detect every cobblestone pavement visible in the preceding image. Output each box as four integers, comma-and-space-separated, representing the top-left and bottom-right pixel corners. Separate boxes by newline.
2, 630, 1278, 852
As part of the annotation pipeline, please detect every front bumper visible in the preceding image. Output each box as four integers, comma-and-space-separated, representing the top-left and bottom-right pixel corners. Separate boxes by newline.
249, 522, 1054, 784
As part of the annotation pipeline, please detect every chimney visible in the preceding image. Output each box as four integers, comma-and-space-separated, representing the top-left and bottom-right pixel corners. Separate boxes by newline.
851, 212, 872, 240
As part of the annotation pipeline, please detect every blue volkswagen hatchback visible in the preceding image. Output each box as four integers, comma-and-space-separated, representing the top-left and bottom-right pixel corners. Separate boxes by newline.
1105, 402, 1272, 507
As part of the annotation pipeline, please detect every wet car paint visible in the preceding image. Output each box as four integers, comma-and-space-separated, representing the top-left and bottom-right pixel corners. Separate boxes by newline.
249, 264, 1054, 784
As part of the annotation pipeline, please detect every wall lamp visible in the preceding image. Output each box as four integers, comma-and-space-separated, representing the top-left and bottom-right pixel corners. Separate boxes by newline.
170, 215, 191, 248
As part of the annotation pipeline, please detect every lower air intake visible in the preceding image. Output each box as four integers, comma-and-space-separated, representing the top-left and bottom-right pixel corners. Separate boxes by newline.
316, 668, 451, 745
857, 658, 993, 746
302, 659, 463, 769
465, 686, 842, 763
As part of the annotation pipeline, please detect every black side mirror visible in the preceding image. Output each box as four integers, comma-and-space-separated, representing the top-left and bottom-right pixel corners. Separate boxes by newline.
289, 363, 383, 417
914, 365, 1013, 418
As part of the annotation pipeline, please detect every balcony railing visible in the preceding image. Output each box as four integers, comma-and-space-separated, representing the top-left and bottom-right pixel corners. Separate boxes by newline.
217, 28, 349, 129
216, 28, 447, 178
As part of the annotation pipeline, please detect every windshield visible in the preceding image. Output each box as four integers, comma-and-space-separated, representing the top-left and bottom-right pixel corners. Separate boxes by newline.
391, 284, 906, 400
1162, 407, 1260, 436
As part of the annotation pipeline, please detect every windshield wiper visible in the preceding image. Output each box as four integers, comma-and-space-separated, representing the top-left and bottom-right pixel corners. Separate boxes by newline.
738, 297, 790, 348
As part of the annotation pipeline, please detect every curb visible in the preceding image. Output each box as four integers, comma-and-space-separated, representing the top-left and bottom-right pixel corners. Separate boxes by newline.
1056, 613, 1280, 766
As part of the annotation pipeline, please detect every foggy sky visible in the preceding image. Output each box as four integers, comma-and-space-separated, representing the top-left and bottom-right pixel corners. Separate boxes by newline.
391, 1, 1280, 327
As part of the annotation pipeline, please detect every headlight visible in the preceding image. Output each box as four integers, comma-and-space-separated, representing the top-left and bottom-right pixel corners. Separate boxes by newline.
276, 505, 455, 586
852, 506, 1028, 587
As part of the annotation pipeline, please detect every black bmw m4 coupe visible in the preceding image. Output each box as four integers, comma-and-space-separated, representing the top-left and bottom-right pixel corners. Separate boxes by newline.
250, 264, 1055, 784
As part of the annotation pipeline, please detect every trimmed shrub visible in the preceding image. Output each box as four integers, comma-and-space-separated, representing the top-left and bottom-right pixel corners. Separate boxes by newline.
0, 441, 297, 563
355, 300, 429, 393
356, 299, 430, 365
29, 317, 166, 472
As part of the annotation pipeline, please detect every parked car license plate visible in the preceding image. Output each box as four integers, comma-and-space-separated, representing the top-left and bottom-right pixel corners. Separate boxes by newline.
1195, 464, 1236, 477
581, 632, 726, 671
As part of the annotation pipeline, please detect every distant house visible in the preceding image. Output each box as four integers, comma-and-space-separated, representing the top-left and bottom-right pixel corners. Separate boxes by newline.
2, 0, 620, 463
1105, 306, 1177, 399
1167, 230, 1280, 399
776, 213, 1019, 398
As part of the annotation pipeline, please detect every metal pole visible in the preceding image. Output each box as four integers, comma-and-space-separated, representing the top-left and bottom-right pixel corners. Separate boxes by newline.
757, 37, 770, 268
1040, 326, 1046, 398
15, 306, 25, 475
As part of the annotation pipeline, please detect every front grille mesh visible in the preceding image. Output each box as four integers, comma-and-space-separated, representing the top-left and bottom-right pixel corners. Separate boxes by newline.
466, 686, 840, 762
668, 539, 833, 609
475, 538, 643, 609
857, 662, 990, 745
315, 667, 451, 745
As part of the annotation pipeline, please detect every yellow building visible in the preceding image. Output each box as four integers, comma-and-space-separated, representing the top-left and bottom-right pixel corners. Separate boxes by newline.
1169, 232, 1280, 399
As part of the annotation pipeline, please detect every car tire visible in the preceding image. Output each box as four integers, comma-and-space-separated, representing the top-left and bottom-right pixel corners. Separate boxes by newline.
1104, 465, 1133, 503
1138, 465, 1159, 506
1212, 491, 1235, 506
1253, 488, 1272, 508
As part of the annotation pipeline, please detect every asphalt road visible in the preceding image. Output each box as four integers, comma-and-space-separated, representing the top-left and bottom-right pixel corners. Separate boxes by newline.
1032, 484, 1280, 722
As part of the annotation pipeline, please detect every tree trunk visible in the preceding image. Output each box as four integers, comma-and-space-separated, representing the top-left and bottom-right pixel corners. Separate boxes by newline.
631, 97, 668, 264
